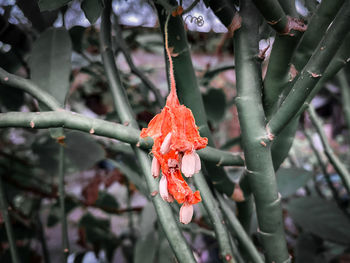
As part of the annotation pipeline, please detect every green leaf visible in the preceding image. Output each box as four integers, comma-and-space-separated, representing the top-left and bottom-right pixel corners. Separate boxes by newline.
287, 197, 350, 245
276, 167, 312, 197
29, 27, 72, 107
64, 131, 105, 171
33, 131, 105, 173
95, 191, 119, 211
38, 0, 72, 11
134, 232, 157, 263
81, 0, 103, 24
69, 26, 86, 53
295, 233, 326, 263
203, 88, 227, 122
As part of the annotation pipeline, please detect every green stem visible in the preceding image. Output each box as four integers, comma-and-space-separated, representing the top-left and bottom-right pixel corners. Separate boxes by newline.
0, 68, 60, 110
100, 2, 196, 262
0, 111, 243, 166
156, 1, 236, 196
58, 145, 69, 261
293, 0, 345, 71
234, 0, 289, 262
268, 4, 350, 136
338, 69, 350, 136
194, 173, 236, 263
217, 194, 264, 263
307, 105, 350, 195
0, 175, 20, 263
251, 0, 288, 33
35, 211, 51, 263
263, 0, 300, 119
303, 129, 344, 208
296, 33, 350, 115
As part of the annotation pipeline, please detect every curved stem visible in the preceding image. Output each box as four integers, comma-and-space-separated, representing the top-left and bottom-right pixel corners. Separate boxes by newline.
0, 111, 244, 166
217, 194, 264, 263
234, 0, 289, 261
0, 67, 60, 110
113, 16, 164, 106
307, 105, 350, 195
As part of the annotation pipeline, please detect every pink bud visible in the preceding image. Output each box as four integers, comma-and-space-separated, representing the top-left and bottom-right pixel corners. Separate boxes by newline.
193, 151, 201, 174
181, 152, 196, 177
159, 175, 173, 202
151, 157, 160, 178
179, 202, 193, 224
160, 132, 172, 154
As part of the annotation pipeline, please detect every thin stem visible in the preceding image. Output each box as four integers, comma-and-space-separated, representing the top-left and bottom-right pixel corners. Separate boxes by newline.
268, 3, 350, 136
307, 105, 350, 195
234, 0, 289, 261
0, 111, 244, 166
125, 178, 135, 237
217, 194, 264, 263
35, 212, 51, 263
194, 173, 236, 263
0, 175, 20, 263
113, 16, 164, 106
338, 69, 350, 136
58, 145, 69, 261
303, 129, 344, 208
100, 1, 196, 262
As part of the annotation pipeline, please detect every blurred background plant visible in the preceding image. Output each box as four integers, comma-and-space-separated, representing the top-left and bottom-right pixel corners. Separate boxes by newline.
0, 0, 349, 262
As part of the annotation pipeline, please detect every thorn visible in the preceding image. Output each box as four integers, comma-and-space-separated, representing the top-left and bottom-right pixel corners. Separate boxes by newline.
307, 71, 322, 78
30, 121, 35, 128
267, 17, 281, 25
57, 136, 66, 146
227, 12, 242, 37
288, 64, 298, 82
89, 128, 95, 134
151, 190, 158, 196
4, 77, 9, 81
123, 121, 129, 126
63, 248, 69, 253
136, 142, 141, 147
260, 141, 267, 147
225, 254, 232, 262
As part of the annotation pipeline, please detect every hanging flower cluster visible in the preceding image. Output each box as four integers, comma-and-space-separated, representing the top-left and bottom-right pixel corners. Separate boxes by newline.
141, 14, 208, 224
140, 90, 208, 224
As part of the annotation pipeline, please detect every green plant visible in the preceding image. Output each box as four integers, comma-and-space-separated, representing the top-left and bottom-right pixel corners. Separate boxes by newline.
0, 0, 350, 262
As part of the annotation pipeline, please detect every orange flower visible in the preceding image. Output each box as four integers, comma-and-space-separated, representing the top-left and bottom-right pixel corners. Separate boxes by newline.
140, 79, 207, 224
141, 16, 208, 224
